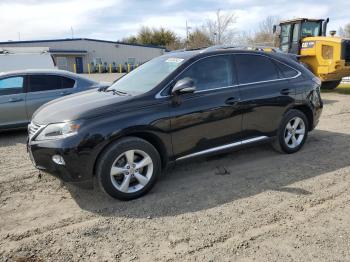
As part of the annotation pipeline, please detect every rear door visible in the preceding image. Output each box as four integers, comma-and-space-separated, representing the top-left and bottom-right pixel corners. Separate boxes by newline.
234, 54, 296, 139
26, 74, 76, 119
0, 75, 27, 128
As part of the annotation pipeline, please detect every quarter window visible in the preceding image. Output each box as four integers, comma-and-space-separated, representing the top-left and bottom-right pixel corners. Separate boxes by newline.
179, 56, 233, 91
61, 77, 76, 89
0, 76, 24, 95
235, 54, 279, 84
275, 61, 299, 78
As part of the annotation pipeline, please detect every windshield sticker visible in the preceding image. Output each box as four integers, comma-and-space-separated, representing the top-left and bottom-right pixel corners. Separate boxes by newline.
165, 58, 184, 63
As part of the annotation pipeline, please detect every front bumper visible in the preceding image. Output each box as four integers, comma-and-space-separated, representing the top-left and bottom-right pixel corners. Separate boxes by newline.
27, 136, 95, 183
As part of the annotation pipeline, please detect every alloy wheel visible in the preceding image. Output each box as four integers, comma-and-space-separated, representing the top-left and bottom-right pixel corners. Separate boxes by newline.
110, 149, 153, 193
284, 116, 306, 149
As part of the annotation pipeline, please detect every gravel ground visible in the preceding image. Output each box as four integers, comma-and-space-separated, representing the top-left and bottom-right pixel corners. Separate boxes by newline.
1, 92, 350, 261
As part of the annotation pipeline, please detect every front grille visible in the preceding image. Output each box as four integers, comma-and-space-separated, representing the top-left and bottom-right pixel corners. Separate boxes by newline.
341, 39, 350, 65
28, 122, 43, 139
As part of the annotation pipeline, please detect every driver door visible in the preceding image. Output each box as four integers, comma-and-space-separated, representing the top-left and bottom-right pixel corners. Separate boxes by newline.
168, 55, 242, 160
0, 75, 28, 129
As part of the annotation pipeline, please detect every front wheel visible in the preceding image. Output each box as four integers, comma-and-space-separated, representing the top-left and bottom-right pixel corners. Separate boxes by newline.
273, 109, 309, 154
96, 137, 161, 200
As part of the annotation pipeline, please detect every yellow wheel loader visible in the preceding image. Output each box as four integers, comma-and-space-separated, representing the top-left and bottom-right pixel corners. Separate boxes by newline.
273, 18, 350, 89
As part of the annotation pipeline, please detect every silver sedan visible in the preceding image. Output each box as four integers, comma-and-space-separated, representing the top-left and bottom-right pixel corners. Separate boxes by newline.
0, 69, 108, 131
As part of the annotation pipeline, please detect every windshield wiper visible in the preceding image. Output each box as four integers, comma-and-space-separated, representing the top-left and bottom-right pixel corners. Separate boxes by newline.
107, 89, 129, 96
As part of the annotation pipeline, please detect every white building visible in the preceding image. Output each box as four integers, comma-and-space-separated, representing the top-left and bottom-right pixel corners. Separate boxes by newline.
0, 38, 165, 73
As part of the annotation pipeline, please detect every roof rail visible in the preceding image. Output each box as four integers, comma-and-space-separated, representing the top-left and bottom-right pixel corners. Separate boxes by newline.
200, 44, 281, 53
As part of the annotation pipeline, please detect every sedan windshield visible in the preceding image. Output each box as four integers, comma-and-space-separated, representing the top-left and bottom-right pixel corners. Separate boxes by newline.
108, 55, 185, 95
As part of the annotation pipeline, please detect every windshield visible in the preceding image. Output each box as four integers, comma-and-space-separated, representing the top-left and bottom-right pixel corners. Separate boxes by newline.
301, 21, 321, 37
108, 55, 185, 95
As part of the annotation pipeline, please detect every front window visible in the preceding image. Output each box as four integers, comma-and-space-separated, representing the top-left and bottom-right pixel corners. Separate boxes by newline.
178, 56, 233, 91
108, 55, 185, 95
301, 22, 321, 38
0, 76, 24, 95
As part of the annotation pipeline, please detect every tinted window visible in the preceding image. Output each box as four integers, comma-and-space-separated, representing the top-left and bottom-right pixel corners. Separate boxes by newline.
235, 54, 279, 84
179, 55, 233, 91
62, 77, 75, 89
29, 75, 74, 92
275, 61, 299, 78
0, 76, 24, 95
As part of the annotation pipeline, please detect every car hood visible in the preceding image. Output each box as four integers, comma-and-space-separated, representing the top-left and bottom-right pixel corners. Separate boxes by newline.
32, 89, 133, 125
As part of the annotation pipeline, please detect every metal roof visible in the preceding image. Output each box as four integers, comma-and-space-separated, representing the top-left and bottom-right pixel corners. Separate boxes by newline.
0, 38, 166, 50
279, 18, 324, 24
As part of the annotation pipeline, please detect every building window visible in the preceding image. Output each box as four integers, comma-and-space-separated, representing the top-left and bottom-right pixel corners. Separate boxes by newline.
94, 58, 102, 65
127, 57, 136, 65
56, 57, 68, 70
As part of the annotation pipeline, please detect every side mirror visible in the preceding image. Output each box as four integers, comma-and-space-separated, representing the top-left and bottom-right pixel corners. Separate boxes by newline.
172, 77, 196, 95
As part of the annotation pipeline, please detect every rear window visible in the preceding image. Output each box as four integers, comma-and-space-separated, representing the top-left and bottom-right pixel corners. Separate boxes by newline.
235, 54, 279, 84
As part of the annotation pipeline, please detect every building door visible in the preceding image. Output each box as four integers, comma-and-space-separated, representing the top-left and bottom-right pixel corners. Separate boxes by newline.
75, 57, 83, 73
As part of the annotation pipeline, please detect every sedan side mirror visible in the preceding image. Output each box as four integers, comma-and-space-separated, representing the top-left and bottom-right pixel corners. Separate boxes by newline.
172, 77, 196, 95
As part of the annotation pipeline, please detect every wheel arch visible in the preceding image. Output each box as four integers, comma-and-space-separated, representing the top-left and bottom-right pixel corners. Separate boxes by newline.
289, 104, 314, 131
93, 130, 169, 177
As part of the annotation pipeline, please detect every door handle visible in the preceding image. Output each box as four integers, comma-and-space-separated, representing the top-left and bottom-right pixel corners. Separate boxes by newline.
280, 88, 291, 95
8, 98, 23, 103
225, 97, 240, 106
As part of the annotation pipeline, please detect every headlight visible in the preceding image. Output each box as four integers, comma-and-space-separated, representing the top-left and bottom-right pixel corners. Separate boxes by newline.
35, 122, 81, 141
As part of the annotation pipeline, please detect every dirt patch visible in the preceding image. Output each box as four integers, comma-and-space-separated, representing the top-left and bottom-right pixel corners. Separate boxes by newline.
1, 93, 350, 261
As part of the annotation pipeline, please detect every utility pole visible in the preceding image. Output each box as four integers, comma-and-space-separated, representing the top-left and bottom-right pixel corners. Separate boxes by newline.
185, 20, 191, 48
71, 27, 74, 39
18, 32, 21, 41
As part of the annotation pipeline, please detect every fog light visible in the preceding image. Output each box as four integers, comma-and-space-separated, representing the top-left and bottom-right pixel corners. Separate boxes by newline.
52, 155, 65, 165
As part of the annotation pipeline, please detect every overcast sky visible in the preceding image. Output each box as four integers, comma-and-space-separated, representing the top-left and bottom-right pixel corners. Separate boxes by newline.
0, 0, 349, 42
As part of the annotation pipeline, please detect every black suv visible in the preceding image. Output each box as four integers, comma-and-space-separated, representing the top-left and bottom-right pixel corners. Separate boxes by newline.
27, 48, 323, 200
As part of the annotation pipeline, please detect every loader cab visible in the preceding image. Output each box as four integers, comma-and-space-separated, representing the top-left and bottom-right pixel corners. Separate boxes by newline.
275, 18, 327, 54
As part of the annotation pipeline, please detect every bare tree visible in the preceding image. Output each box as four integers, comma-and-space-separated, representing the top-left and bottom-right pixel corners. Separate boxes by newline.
204, 9, 237, 45
251, 16, 280, 46
339, 23, 350, 38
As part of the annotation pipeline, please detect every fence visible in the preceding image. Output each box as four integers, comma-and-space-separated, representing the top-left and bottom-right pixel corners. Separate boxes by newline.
72, 63, 139, 74
342, 77, 350, 83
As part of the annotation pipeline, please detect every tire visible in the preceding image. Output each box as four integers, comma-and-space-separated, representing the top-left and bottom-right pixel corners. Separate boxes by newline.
321, 80, 341, 90
96, 137, 161, 200
272, 109, 309, 154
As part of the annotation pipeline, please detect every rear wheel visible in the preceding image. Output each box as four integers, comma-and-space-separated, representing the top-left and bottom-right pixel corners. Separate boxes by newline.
273, 109, 309, 154
321, 80, 341, 90
96, 137, 161, 200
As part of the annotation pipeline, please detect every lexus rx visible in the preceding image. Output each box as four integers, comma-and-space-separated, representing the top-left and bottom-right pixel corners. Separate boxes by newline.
27, 47, 323, 200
